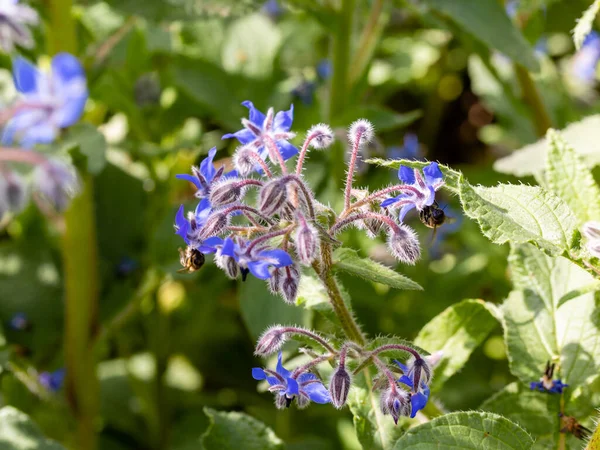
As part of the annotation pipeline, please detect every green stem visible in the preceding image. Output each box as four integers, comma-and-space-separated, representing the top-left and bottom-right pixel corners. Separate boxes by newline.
152, 295, 171, 450
514, 63, 553, 137
48, 2, 100, 449
328, 0, 355, 186
348, 0, 388, 87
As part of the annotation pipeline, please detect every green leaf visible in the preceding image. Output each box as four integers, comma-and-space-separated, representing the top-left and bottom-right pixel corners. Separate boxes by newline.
222, 14, 282, 79
347, 377, 407, 450
545, 129, 600, 225
480, 382, 559, 448
424, 0, 539, 71
296, 272, 340, 326
62, 123, 107, 175
393, 411, 534, 450
365, 158, 463, 193
0, 406, 66, 449
494, 115, 600, 177
201, 408, 284, 450
332, 248, 422, 291
459, 182, 577, 255
503, 244, 600, 387
414, 299, 499, 391
573, 0, 600, 50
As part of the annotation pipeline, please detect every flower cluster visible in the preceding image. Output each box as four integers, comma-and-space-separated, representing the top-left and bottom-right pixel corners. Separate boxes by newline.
0, 52, 88, 219
250, 326, 438, 421
174, 101, 446, 300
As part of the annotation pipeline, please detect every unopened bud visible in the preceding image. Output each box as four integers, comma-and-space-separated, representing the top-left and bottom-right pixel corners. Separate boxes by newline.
215, 253, 239, 279
294, 220, 319, 265
198, 211, 229, 239
348, 119, 374, 146
269, 267, 283, 294
380, 388, 411, 424
329, 365, 352, 409
32, 160, 79, 212
4, 173, 28, 213
307, 124, 335, 149
406, 356, 432, 390
387, 224, 420, 264
259, 179, 287, 216
279, 201, 296, 221
280, 263, 300, 304
255, 326, 287, 356
209, 178, 245, 206
233, 146, 260, 176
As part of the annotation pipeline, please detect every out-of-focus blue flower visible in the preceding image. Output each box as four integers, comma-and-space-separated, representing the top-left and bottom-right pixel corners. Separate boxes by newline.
252, 352, 330, 409
8, 312, 28, 330
3, 53, 87, 148
571, 31, 600, 83
262, 0, 283, 20
316, 59, 332, 81
0, 0, 39, 52
222, 101, 298, 168
116, 257, 139, 278
174, 198, 212, 245
530, 361, 568, 394
38, 368, 65, 392
393, 359, 431, 418
387, 133, 421, 161
203, 236, 293, 280
381, 162, 444, 222
176, 148, 233, 199
505, 0, 519, 19
291, 80, 316, 106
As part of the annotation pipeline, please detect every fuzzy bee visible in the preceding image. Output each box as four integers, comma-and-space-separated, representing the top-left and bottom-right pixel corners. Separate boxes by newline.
559, 413, 592, 440
419, 201, 455, 242
178, 246, 205, 273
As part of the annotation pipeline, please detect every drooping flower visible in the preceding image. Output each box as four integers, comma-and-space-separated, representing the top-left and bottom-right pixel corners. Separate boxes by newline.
174, 198, 212, 246
394, 357, 432, 418
252, 352, 330, 409
222, 101, 298, 169
3, 53, 88, 148
0, 0, 39, 52
380, 387, 411, 424
530, 361, 568, 394
571, 31, 600, 84
38, 368, 65, 392
175, 148, 238, 199
381, 162, 444, 221
204, 236, 293, 281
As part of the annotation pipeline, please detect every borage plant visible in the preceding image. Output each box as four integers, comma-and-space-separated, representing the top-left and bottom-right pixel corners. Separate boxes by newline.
175, 102, 445, 425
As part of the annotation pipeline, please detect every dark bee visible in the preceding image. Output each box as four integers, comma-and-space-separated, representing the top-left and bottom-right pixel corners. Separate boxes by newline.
178, 246, 205, 273
419, 202, 448, 229
559, 413, 592, 440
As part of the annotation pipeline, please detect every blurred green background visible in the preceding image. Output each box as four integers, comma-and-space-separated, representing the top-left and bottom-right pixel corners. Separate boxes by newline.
0, 0, 599, 448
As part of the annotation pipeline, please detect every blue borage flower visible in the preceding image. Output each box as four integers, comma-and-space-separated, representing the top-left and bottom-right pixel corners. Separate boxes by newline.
8, 312, 29, 331
252, 352, 330, 409
0, 0, 39, 52
387, 133, 421, 161
174, 198, 212, 246
176, 147, 238, 199
571, 31, 600, 83
38, 368, 65, 392
530, 361, 568, 394
203, 236, 293, 280
222, 101, 298, 168
393, 359, 431, 418
3, 53, 87, 148
381, 162, 444, 222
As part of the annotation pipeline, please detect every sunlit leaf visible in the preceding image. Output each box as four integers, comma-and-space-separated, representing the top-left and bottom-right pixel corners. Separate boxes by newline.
0, 406, 66, 449
573, 0, 600, 50
393, 411, 534, 449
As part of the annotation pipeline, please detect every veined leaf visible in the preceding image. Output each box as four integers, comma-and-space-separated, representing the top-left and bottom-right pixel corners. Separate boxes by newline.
503, 244, 600, 387
414, 299, 499, 391
573, 0, 600, 50
494, 115, 600, 176
424, 0, 539, 71
480, 382, 559, 446
545, 129, 600, 225
459, 182, 577, 255
393, 411, 534, 449
201, 408, 284, 450
296, 272, 341, 326
0, 406, 66, 449
365, 158, 463, 193
332, 248, 422, 291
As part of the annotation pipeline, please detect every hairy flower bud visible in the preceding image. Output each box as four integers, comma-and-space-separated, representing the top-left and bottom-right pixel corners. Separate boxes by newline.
329, 365, 352, 409
215, 252, 239, 279
295, 219, 319, 265
296, 392, 310, 409
280, 263, 300, 304
209, 178, 245, 206
380, 388, 411, 424
307, 124, 334, 149
233, 146, 261, 176
3, 172, 28, 213
259, 179, 288, 216
405, 356, 432, 391
348, 119, 374, 146
255, 326, 287, 356
198, 211, 229, 240
387, 224, 420, 264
